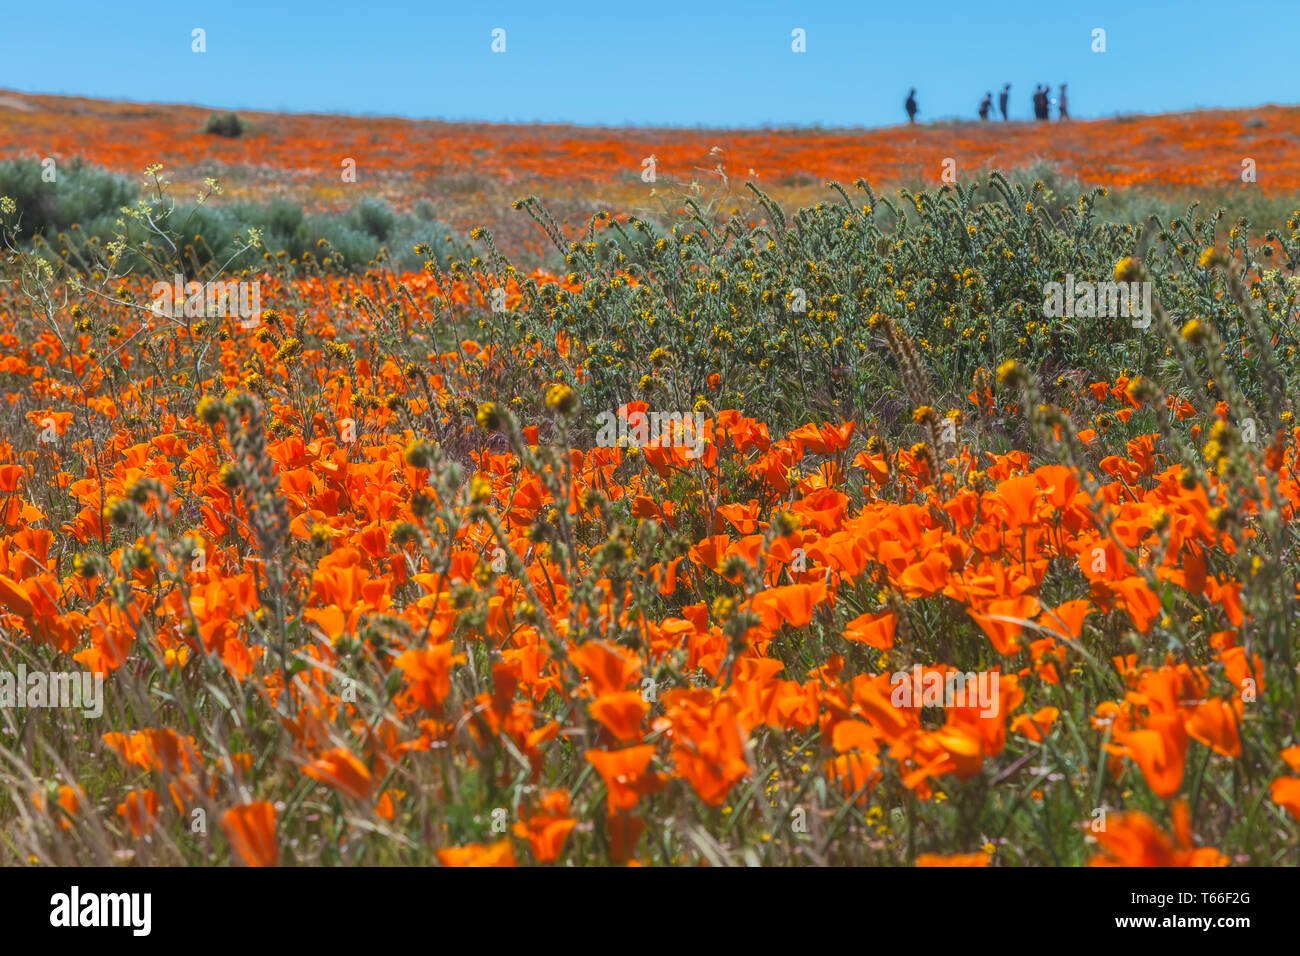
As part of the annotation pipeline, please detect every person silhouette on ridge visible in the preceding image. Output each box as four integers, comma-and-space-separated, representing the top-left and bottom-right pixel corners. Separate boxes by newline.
979, 92, 992, 120
905, 88, 918, 123
999, 83, 1010, 120
1058, 83, 1070, 120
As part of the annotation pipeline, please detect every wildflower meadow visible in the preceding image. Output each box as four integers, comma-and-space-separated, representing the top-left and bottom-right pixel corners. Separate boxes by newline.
0, 10, 1298, 911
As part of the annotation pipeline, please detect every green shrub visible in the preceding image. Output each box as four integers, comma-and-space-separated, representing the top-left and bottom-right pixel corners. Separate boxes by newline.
496, 174, 1300, 434
0, 159, 135, 239
0, 158, 461, 275
204, 112, 245, 138
347, 199, 397, 242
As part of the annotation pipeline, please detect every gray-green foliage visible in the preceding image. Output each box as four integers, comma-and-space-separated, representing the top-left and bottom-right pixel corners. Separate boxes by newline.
0, 159, 459, 273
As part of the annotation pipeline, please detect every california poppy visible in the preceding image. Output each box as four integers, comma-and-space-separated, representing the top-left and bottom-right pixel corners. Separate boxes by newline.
220, 802, 280, 867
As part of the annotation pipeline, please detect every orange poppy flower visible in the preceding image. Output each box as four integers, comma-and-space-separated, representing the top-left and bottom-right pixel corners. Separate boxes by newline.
32, 785, 81, 830
303, 747, 372, 801
1089, 805, 1227, 867
395, 642, 466, 713
586, 745, 666, 812
569, 641, 641, 696
750, 581, 827, 630
607, 812, 645, 864
436, 840, 517, 867
1270, 777, 1300, 821
0, 572, 32, 618
512, 790, 578, 863
1011, 707, 1059, 742
843, 609, 896, 649
589, 691, 650, 743
1116, 719, 1187, 799
220, 802, 280, 867
665, 697, 750, 806
916, 852, 990, 866
116, 789, 162, 838
969, 594, 1041, 656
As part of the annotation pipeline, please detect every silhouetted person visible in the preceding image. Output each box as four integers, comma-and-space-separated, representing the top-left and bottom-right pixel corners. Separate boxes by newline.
979, 92, 992, 120
1058, 83, 1069, 120
1032, 85, 1047, 120
905, 88, 918, 123
999, 83, 1010, 120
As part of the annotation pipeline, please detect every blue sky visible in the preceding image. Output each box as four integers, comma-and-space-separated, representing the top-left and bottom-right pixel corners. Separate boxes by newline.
1, 1, 1294, 128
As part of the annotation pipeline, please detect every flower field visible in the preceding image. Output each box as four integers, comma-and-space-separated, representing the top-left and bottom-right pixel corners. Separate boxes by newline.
3, 89, 1298, 263
1, 93, 1300, 868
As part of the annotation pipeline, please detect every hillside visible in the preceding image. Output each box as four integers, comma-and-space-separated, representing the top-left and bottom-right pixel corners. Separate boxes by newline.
2, 89, 1297, 260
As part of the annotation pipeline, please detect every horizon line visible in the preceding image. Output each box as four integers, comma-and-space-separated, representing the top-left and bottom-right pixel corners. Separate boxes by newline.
3, 86, 1297, 135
